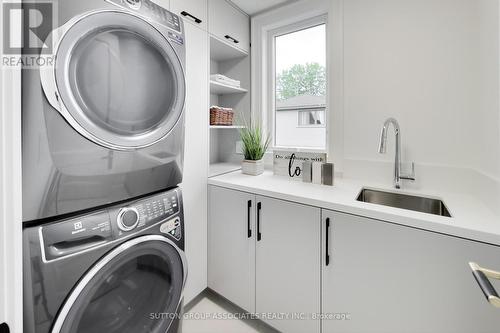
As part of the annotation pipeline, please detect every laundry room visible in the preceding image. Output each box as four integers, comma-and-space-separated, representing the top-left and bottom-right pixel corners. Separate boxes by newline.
1, 0, 500, 332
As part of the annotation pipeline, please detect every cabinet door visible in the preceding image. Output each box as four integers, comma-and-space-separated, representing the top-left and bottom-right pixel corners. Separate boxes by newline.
170, 0, 207, 31
208, 186, 256, 312
322, 210, 500, 333
208, 0, 250, 53
180, 23, 209, 304
256, 196, 321, 333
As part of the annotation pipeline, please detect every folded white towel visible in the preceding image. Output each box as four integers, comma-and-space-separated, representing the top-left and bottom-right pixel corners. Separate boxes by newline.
210, 74, 241, 87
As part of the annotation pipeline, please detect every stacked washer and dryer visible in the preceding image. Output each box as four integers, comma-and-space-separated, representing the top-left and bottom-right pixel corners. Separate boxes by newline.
22, 0, 188, 332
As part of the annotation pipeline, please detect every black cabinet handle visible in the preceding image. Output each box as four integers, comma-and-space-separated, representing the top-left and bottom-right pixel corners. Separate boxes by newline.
257, 202, 262, 241
247, 200, 252, 238
470, 262, 500, 308
0, 322, 10, 333
325, 217, 330, 266
181, 11, 202, 24
225, 35, 240, 44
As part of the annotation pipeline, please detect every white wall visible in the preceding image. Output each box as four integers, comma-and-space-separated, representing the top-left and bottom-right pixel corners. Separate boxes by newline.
0, 1, 23, 330
343, 0, 498, 174
340, 0, 500, 212
255, 0, 499, 176
254, 0, 500, 209
476, 0, 500, 180
0, 2, 4, 325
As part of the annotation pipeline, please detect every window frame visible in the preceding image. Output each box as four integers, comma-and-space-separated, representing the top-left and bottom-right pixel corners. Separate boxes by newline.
267, 15, 329, 152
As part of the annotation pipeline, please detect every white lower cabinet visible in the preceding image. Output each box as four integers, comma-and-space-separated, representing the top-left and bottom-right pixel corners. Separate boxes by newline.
208, 186, 321, 333
255, 196, 321, 333
209, 186, 500, 333
322, 210, 500, 333
208, 186, 256, 312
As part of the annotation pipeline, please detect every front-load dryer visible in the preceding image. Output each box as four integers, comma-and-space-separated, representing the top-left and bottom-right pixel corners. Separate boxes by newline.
23, 187, 187, 333
22, 0, 186, 222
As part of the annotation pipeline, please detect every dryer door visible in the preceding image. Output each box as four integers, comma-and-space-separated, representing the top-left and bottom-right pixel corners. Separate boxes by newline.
51, 236, 187, 333
41, 10, 185, 150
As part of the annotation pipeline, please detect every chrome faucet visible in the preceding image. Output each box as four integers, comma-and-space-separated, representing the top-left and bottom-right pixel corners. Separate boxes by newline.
378, 118, 415, 189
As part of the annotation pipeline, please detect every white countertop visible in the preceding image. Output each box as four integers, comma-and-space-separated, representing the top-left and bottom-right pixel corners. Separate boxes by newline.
208, 171, 500, 246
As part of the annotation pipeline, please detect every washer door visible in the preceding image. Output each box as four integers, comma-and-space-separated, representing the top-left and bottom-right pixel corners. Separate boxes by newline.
51, 236, 187, 333
42, 10, 185, 150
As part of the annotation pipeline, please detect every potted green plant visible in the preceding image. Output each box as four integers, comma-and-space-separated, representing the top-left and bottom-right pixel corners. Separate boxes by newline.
239, 124, 270, 176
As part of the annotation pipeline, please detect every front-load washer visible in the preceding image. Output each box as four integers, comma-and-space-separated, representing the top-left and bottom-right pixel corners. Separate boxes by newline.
22, 0, 186, 222
23, 187, 187, 333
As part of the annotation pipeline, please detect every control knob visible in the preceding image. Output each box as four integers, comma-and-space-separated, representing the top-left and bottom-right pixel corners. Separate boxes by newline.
117, 207, 140, 232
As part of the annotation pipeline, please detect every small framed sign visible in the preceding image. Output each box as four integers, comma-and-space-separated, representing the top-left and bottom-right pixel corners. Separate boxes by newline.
273, 150, 327, 180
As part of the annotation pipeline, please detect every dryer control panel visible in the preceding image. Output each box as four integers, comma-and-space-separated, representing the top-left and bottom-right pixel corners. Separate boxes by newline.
106, 0, 182, 33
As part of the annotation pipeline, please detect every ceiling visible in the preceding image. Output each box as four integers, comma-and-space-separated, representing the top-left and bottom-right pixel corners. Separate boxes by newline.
230, 0, 294, 15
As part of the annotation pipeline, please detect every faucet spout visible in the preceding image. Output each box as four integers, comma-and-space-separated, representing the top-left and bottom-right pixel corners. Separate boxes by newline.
378, 118, 413, 189
378, 119, 395, 153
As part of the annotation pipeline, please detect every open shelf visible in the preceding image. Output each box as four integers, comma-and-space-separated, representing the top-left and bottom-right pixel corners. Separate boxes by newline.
209, 162, 241, 177
210, 81, 248, 95
209, 33, 250, 180
210, 35, 248, 61
210, 125, 245, 129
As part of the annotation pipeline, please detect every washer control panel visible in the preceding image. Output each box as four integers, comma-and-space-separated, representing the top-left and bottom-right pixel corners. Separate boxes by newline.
113, 190, 181, 235
40, 188, 183, 262
136, 191, 179, 226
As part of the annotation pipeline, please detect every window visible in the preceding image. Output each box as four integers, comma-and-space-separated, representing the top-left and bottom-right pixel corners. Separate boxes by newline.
273, 20, 327, 150
298, 109, 325, 127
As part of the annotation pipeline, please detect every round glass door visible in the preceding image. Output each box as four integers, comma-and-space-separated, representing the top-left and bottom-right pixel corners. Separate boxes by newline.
52, 237, 185, 333
54, 11, 185, 150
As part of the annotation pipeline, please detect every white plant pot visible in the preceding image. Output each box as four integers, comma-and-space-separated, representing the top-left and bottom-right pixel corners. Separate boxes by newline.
242, 159, 264, 176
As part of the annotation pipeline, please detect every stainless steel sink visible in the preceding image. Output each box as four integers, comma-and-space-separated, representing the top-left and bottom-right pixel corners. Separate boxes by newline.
357, 188, 452, 217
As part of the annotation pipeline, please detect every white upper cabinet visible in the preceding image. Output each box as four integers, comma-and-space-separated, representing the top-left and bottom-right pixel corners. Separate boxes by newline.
170, 0, 208, 30
208, 0, 250, 53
